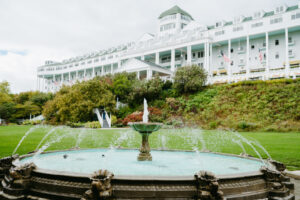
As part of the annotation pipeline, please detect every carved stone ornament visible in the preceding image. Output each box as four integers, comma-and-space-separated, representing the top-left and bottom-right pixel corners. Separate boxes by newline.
268, 159, 286, 172
9, 162, 36, 189
194, 171, 224, 200
0, 154, 19, 171
260, 166, 294, 199
82, 169, 114, 200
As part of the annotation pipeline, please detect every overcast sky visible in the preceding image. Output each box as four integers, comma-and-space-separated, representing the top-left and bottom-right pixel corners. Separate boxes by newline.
0, 0, 298, 93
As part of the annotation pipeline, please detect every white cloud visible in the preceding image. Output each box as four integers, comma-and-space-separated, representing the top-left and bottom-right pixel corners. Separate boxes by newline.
0, 0, 298, 93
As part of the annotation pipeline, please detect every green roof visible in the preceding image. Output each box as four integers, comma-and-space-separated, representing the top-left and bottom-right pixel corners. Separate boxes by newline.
159, 5, 193, 20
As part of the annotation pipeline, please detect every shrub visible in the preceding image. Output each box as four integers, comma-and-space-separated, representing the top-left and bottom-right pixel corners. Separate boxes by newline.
66, 121, 85, 128
84, 121, 101, 129
236, 121, 257, 131
22, 120, 42, 125
122, 112, 143, 126
209, 121, 218, 129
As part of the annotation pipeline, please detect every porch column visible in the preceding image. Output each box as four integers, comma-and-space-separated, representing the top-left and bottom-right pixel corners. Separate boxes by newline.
92, 67, 95, 78
61, 74, 63, 85
246, 35, 250, 79
118, 59, 121, 69
171, 49, 175, 72
137, 71, 140, 80
102, 66, 104, 76
210, 43, 212, 77
111, 64, 113, 74
37, 76, 39, 91
285, 27, 290, 78
265, 32, 269, 80
187, 45, 192, 65
147, 69, 152, 80
228, 40, 232, 80
155, 52, 159, 65
141, 55, 145, 61
76, 70, 78, 80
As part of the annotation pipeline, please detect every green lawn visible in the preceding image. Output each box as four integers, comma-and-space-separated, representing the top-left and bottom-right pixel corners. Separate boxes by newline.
0, 125, 299, 170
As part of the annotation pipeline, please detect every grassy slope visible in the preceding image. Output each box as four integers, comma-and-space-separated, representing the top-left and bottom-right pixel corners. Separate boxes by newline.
179, 79, 300, 131
0, 125, 299, 170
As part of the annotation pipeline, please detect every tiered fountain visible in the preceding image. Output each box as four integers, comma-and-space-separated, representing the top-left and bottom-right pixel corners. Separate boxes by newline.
129, 99, 162, 161
0, 99, 295, 200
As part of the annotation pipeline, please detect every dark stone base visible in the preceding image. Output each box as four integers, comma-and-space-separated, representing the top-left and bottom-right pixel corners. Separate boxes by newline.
137, 153, 152, 161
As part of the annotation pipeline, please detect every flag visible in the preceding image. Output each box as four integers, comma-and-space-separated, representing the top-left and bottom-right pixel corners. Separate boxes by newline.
259, 49, 263, 63
220, 50, 233, 65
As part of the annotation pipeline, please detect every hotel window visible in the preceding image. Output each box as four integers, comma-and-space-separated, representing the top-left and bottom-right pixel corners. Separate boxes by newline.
231, 48, 234, 53
161, 23, 176, 31
75, 63, 79, 67
101, 56, 106, 61
288, 37, 293, 43
198, 51, 204, 58
192, 52, 196, 58
240, 58, 244, 64
69, 65, 73, 68
291, 12, 300, 20
81, 62, 85, 65
263, 41, 266, 47
251, 45, 255, 49
181, 15, 191, 21
251, 22, 263, 28
94, 58, 99, 62
181, 23, 187, 29
270, 17, 283, 24
275, 53, 279, 59
233, 26, 243, 32
289, 49, 293, 56
264, 54, 266, 60
275, 40, 279, 46
87, 60, 92, 64
215, 30, 225, 36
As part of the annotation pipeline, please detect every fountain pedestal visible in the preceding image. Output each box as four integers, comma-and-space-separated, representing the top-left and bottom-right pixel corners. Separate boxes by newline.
138, 134, 152, 161
129, 122, 162, 161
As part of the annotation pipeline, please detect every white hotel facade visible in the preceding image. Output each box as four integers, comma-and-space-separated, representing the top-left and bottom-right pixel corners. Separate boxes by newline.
37, 3, 300, 92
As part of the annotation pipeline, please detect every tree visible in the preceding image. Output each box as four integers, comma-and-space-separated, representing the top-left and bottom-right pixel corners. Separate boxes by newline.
43, 79, 116, 123
0, 81, 12, 105
112, 72, 137, 103
128, 75, 164, 106
173, 65, 207, 94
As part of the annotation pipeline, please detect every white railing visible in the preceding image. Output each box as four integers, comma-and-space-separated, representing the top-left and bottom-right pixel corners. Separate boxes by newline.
93, 108, 103, 128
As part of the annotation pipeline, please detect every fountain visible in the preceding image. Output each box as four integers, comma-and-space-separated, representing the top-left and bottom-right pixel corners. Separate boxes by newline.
129, 98, 162, 161
0, 101, 296, 200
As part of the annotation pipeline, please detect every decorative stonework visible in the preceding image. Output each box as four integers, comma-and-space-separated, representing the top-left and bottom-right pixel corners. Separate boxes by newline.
0, 155, 19, 173
195, 171, 223, 200
9, 162, 36, 189
268, 159, 286, 172
82, 169, 114, 200
260, 165, 294, 199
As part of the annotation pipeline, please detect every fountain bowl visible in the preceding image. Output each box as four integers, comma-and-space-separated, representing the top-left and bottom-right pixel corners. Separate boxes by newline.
128, 122, 163, 134
0, 149, 295, 200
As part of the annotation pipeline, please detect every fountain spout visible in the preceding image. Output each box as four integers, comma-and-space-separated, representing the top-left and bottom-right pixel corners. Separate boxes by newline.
142, 98, 149, 123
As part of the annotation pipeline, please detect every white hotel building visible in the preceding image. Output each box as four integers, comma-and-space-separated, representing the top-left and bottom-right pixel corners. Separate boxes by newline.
37, 3, 300, 92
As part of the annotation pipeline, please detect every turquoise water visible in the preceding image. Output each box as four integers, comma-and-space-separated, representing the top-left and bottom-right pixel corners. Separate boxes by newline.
19, 149, 264, 176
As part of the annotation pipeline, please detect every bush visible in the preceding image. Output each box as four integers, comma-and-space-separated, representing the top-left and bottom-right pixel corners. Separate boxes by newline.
122, 112, 143, 126
66, 121, 85, 128
236, 121, 257, 131
84, 121, 101, 129
22, 120, 42, 125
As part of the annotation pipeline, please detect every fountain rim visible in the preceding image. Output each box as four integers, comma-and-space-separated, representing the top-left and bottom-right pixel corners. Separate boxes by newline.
12, 148, 269, 181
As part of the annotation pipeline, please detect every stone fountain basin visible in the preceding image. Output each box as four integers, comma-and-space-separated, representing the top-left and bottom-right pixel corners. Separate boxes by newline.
6, 148, 277, 200
128, 122, 163, 133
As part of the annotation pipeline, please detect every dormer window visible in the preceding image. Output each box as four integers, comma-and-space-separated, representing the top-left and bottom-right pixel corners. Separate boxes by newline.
275, 5, 287, 14
234, 16, 244, 24
215, 21, 224, 28
253, 11, 264, 19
